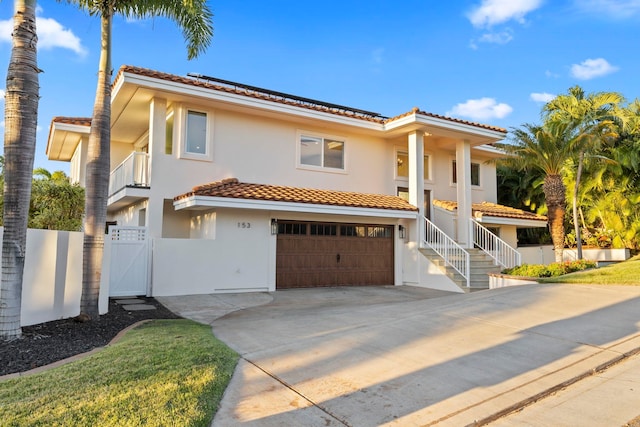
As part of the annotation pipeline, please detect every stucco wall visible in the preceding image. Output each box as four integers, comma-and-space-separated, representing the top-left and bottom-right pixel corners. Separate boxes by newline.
0, 228, 108, 327
151, 209, 273, 295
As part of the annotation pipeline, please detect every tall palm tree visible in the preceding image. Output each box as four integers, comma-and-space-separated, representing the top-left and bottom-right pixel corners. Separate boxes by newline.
499, 122, 577, 262
0, 0, 40, 340
63, 1, 213, 321
543, 86, 623, 259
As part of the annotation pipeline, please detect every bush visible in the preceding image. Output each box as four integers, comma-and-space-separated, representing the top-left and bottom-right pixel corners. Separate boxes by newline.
502, 260, 597, 278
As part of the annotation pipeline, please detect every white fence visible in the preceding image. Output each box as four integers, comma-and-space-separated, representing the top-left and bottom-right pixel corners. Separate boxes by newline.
0, 228, 109, 327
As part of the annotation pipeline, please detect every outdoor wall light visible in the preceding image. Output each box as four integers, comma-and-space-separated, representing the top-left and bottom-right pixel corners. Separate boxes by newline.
398, 224, 406, 239
271, 218, 278, 235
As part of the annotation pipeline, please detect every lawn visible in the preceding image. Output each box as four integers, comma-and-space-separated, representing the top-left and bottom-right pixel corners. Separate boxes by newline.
0, 319, 238, 427
539, 255, 640, 285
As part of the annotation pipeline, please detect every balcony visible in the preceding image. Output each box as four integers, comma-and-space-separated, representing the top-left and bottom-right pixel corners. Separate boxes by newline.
107, 152, 150, 211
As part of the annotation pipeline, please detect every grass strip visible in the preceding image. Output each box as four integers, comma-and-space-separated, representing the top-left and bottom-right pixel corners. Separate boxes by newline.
539, 255, 640, 285
0, 319, 238, 427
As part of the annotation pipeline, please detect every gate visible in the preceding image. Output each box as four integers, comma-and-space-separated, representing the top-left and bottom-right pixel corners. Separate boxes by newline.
108, 226, 149, 296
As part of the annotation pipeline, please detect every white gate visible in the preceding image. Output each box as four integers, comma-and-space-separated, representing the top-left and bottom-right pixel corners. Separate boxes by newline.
108, 226, 149, 296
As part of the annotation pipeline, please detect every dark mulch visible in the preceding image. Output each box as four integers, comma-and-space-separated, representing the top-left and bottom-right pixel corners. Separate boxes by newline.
0, 297, 180, 377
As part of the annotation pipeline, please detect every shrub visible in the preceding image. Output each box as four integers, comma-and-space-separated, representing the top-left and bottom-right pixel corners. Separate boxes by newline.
502, 260, 597, 278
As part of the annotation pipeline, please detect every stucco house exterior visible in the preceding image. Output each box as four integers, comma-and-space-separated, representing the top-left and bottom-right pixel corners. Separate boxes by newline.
47, 65, 546, 296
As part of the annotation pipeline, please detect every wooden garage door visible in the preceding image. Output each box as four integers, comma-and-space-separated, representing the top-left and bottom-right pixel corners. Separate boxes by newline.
276, 221, 394, 289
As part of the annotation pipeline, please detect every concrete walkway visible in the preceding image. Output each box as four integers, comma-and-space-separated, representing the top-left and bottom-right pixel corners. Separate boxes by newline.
159, 284, 640, 426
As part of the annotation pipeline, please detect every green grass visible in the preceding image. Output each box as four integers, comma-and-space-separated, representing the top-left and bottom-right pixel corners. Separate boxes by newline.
539, 255, 640, 285
0, 319, 238, 427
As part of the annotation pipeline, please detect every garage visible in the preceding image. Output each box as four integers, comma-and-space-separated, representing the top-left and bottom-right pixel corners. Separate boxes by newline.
276, 221, 394, 289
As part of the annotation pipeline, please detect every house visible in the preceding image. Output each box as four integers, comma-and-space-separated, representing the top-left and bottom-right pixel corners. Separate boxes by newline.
46, 65, 547, 296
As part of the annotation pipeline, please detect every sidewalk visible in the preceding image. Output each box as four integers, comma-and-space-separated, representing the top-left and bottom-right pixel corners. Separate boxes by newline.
161, 284, 640, 426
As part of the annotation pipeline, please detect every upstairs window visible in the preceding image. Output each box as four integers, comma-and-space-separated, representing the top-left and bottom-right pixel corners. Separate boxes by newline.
452, 160, 480, 186
178, 107, 213, 161
396, 151, 430, 180
186, 111, 207, 155
299, 134, 345, 170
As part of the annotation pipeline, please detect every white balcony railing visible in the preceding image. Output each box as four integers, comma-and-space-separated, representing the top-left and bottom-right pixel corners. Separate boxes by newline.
423, 216, 470, 288
471, 218, 521, 269
108, 152, 150, 196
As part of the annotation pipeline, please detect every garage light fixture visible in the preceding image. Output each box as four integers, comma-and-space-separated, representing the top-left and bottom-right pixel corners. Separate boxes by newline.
271, 218, 278, 235
398, 224, 406, 239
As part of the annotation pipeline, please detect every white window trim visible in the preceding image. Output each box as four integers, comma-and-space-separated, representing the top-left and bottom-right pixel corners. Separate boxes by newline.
296, 129, 347, 174
394, 147, 432, 182
177, 104, 214, 162
450, 157, 483, 189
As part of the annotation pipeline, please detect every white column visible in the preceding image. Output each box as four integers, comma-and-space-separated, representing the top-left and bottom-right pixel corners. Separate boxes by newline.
408, 131, 425, 244
456, 139, 472, 248
146, 97, 167, 239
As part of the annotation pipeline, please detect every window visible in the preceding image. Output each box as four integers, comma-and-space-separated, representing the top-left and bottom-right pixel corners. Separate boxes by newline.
452, 161, 480, 186
299, 134, 345, 170
178, 107, 213, 161
186, 110, 207, 154
340, 225, 366, 237
396, 151, 430, 180
397, 187, 431, 220
165, 111, 174, 155
277, 222, 307, 235
310, 223, 337, 236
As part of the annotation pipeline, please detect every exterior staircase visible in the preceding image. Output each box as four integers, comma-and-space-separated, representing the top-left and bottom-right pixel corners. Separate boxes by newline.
419, 247, 502, 292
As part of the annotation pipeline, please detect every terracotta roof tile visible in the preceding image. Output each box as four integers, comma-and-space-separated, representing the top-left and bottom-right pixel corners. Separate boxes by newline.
116, 65, 506, 132
433, 199, 547, 221
385, 107, 507, 133
51, 116, 92, 126
175, 178, 418, 212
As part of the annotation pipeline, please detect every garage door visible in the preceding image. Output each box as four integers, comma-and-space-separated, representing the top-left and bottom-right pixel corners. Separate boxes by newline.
276, 221, 394, 289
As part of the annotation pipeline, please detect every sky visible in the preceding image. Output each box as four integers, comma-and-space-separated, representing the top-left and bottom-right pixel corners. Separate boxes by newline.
0, 0, 639, 173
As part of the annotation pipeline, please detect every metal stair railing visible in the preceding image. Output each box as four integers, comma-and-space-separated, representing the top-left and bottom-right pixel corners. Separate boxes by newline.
423, 216, 470, 288
471, 218, 521, 269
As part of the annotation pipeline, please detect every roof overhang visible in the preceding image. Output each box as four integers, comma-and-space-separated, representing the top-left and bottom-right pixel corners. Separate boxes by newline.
474, 214, 547, 228
174, 195, 418, 219
46, 121, 90, 161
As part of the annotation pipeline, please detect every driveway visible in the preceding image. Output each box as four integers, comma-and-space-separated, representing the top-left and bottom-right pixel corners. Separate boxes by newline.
159, 284, 640, 426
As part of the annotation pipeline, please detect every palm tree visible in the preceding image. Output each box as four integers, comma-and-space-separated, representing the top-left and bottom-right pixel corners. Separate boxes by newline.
499, 122, 577, 262
543, 86, 624, 259
62, 1, 213, 321
0, 0, 40, 340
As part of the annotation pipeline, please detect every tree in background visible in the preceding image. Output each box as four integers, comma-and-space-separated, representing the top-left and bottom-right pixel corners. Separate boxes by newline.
0, 0, 39, 340
543, 86, 624, 259
62, 0, 214, 321
498, 122, 577, 262
0, 160, 85, 232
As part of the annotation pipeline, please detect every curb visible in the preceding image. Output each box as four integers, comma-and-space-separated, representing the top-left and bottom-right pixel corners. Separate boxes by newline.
0, 319, 152, 382
473, 345, 640, 426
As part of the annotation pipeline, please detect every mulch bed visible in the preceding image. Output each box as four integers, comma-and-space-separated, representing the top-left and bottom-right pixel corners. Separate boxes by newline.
0, 297, 181, 377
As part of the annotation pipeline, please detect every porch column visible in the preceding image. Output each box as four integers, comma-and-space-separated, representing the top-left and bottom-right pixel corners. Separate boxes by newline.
146, 97, 166, 239
408, 131, 425, 244
456, 139, 472, 247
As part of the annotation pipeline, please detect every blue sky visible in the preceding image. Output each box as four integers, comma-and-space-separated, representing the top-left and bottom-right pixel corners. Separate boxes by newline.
1, 0, 639, 172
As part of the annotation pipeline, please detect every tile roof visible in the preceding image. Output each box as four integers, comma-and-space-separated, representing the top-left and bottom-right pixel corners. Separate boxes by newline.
175, 178, 418, 212
433, 199, 547, 222
51, 116, 92, 127
115, 65, 507, 133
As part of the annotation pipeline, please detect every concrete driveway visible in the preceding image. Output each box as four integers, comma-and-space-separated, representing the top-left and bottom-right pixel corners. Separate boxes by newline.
159, 284, 640, 426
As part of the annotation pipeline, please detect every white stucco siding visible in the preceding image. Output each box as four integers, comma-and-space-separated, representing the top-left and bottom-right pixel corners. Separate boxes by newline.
151, 209, 274, 296
109, 200, 149, 226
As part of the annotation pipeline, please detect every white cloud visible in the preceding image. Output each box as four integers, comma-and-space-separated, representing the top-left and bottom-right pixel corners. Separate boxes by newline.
0, 15, 86, 57
530, 92, 555, 102
0, 89, 5, 100
478, 30, 514, 44
570, 58, 619, 79
447, 98, 513, 120
545, 70, 560, 78
573, 0, 640, 18
468, 0, 544, 27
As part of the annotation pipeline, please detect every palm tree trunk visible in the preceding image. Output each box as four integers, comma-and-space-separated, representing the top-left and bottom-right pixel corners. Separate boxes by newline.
573, 151, 584, 259
544, 174, 567, 263
0, 0, 39, 340
80, 12, 112, 321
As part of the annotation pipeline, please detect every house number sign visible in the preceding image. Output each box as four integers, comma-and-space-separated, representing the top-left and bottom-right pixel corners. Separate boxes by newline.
237, 222, 251, 229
